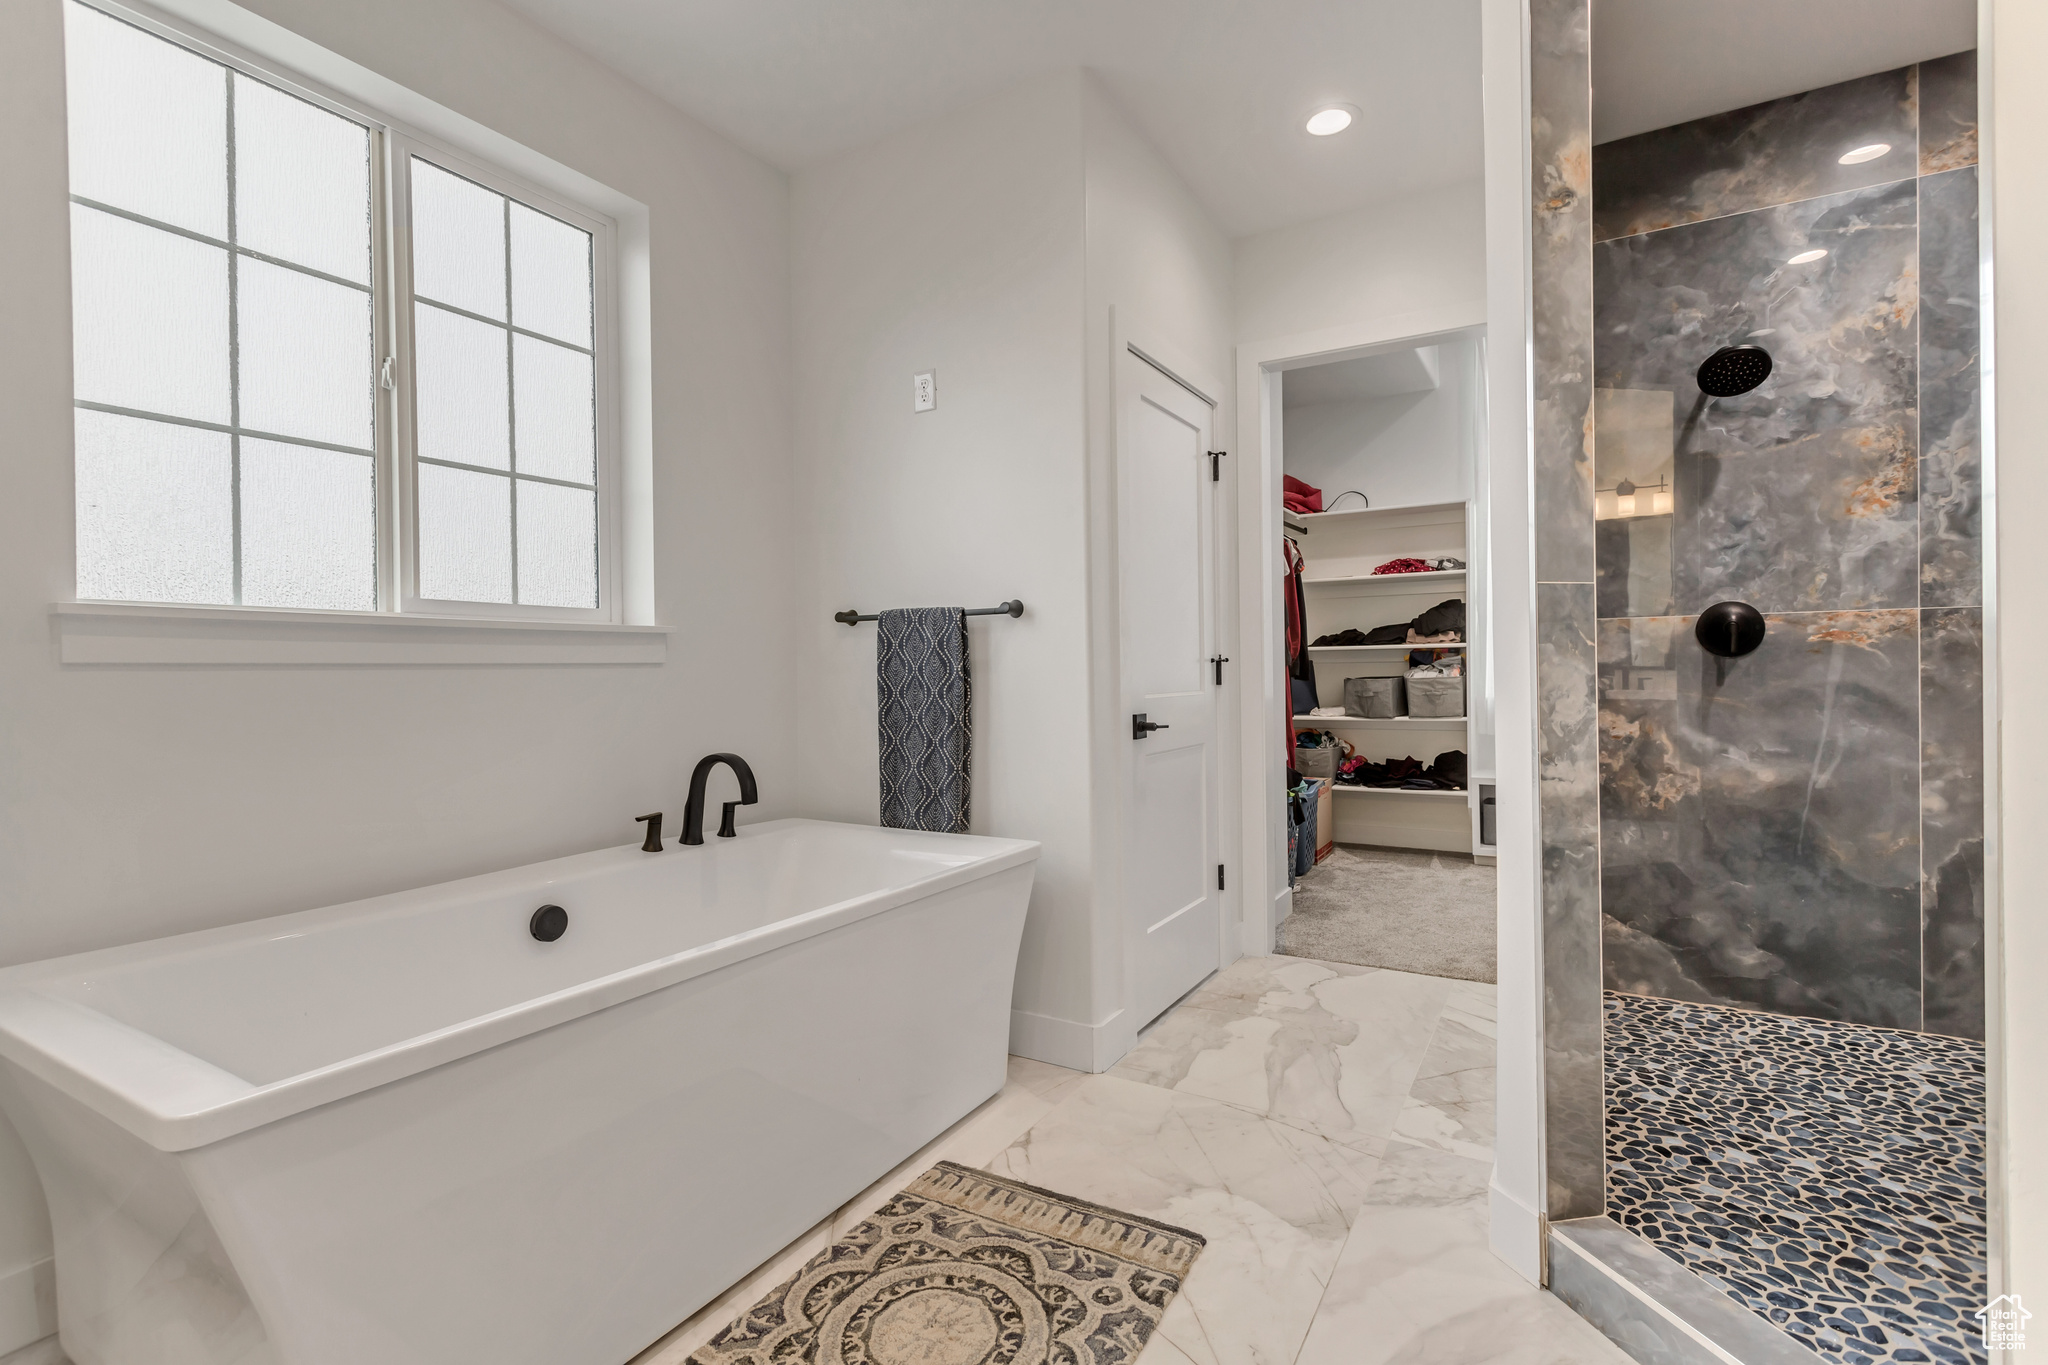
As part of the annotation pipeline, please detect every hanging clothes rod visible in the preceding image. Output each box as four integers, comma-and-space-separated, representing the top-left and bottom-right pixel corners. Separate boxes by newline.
834, 600, 1025, 626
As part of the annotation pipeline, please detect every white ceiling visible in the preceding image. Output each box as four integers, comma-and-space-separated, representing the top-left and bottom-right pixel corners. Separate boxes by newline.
490, 0, 1483, 239
1284, 347, 1440, 409
1591, 0, 1976, 144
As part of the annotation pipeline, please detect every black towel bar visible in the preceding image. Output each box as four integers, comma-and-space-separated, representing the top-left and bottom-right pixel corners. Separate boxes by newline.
834, 600, 1024, 626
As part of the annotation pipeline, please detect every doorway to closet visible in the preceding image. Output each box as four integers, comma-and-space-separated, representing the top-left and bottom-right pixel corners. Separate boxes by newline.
1278, 332, 1496, 985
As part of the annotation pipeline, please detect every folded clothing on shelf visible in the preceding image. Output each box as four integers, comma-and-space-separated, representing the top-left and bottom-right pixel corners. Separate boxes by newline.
1284, 475, 1323, 514
1334, 749, 1468, 791
1412, 599, 1465, 635
1370, 556, 1465, 575
1407, 629, 1460, 644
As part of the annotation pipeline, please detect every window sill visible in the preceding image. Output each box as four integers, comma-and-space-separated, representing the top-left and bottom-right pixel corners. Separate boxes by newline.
52, 602, 669, 666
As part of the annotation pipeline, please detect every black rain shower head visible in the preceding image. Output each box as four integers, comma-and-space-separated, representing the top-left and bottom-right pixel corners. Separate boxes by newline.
1696, 344, 1773, 398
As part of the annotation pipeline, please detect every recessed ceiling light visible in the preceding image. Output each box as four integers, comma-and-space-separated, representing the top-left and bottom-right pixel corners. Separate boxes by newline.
1306, 104, 1358, 136
1787, 248, 1829, 265
1839, 142, 1892, 164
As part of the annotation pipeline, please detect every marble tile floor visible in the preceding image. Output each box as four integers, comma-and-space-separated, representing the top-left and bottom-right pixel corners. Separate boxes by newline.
633, 956, 1630, 1365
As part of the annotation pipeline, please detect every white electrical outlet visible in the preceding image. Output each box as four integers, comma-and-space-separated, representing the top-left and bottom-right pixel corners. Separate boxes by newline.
913, 371, 937, 412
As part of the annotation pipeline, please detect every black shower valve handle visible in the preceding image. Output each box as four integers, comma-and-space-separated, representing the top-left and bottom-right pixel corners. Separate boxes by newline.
1695, 602, 1766, 658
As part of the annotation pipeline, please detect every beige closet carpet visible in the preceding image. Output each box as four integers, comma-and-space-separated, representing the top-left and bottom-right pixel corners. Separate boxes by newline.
688, 1162, 1203, 1365
1279, 843, 1497, 983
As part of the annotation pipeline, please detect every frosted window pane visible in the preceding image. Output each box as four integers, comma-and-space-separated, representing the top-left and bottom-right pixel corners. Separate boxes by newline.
410, 159, 504, 319
64, 2, 226, 238
71, 204, 230, 424
510, 202, 591, 347
234, 74, 370, 283
74, 408, 232, 604
516, 480, 597, 608
513, 335, 594, 484
240, 439, 374, 610
413, 303, 508, 469
238, 259, 373, 449
418, 463, 511, 603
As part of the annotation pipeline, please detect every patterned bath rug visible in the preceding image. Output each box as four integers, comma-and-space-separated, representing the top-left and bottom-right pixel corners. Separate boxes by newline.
690, 1161, 1205, 1365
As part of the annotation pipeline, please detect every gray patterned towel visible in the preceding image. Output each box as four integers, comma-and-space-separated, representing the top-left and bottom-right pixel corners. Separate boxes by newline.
878, 607, 971, 833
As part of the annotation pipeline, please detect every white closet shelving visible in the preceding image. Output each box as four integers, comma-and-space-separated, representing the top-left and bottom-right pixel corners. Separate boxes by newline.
1291, 498, 1474, 855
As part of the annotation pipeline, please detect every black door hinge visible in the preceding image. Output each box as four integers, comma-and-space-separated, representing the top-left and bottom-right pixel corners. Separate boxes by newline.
1217, 863, 1226, 891
1210, 654, 1230, 685
1208, 450, 1227, 481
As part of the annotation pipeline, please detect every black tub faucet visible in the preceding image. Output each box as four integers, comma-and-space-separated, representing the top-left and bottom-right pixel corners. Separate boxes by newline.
682, 753, 758, 845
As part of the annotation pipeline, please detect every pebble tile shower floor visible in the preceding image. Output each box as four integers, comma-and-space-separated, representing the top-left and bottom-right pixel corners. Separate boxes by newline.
1604, 992, 1987, 1365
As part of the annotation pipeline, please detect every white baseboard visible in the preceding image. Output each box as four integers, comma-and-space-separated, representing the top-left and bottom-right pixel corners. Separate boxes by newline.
1008, 1007, 1131, 1074
1487, 1176, 1544, 1286
1242, 886, 1288, 955
0, 1258, 55, 1359
0, 1337, 64, 1365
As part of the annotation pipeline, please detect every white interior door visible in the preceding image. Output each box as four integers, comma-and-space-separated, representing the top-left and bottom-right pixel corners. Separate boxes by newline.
1118, 346, 1221, 1028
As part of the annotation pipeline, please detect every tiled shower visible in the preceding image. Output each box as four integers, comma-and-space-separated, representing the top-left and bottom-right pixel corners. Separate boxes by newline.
1592, 54, 1984, 1042
1588, 52, 1988, 1365
1527, 17, 1990, 1362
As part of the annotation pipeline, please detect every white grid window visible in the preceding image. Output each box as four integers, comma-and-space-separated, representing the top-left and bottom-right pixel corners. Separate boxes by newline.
62, 1, 616, 621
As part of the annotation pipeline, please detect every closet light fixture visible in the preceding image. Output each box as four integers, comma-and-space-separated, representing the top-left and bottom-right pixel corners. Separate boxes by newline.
1839, 142, 1892, 164
1787, 248, 1828, 265
1306, 104, 1359, 136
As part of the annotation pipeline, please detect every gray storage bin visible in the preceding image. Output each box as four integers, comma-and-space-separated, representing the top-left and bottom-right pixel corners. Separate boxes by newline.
1407, 674, 1466, 718
1343, 675, 1405, 718
1295, 741, 1338, 779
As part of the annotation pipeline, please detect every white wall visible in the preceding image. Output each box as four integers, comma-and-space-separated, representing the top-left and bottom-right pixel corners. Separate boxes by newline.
1081, 77, 1235, 1056
790, 72, 1231, 1071
1282, 340, 1479, 509
1483, 0, 1545, 1285
1234, 179, 1487, 347
1988, 0, 2044, 1305
790, 74, 1102, 1062
0, 0, 795, 1347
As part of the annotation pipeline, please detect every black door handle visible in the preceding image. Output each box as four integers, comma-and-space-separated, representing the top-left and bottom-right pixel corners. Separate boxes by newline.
1211, 654, 1230, 684
1132, 713, 1171, 740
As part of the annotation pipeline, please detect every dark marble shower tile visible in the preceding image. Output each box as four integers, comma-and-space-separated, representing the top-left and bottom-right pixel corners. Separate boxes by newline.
1594, 180, 1920, 615
1593, 67, 1915, 242
1598, 611, 1922, 1030
1919, 50, 1979, 174
1920, 165, 1981, 608
1531, 0, 1595, 586
1922, 608, 1984, 1040
1539, 581, 1603, 1218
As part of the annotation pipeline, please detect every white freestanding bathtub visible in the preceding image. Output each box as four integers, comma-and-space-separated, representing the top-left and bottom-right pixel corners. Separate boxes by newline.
0, 818, 1038, 1365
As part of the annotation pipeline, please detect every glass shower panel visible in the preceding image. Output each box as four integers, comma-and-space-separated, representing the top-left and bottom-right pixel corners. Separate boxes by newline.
1594, 387, 1676, 619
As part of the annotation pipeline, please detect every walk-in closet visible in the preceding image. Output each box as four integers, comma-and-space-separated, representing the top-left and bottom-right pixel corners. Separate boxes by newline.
1279, 333, 1496, 983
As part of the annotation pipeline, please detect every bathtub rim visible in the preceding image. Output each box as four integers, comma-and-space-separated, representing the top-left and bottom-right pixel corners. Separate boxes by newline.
0, 818, 1039, 1153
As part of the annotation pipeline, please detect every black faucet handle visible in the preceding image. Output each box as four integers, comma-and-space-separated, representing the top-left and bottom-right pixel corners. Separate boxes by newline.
635, 812, 665, 852
718, 801, 741, 838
